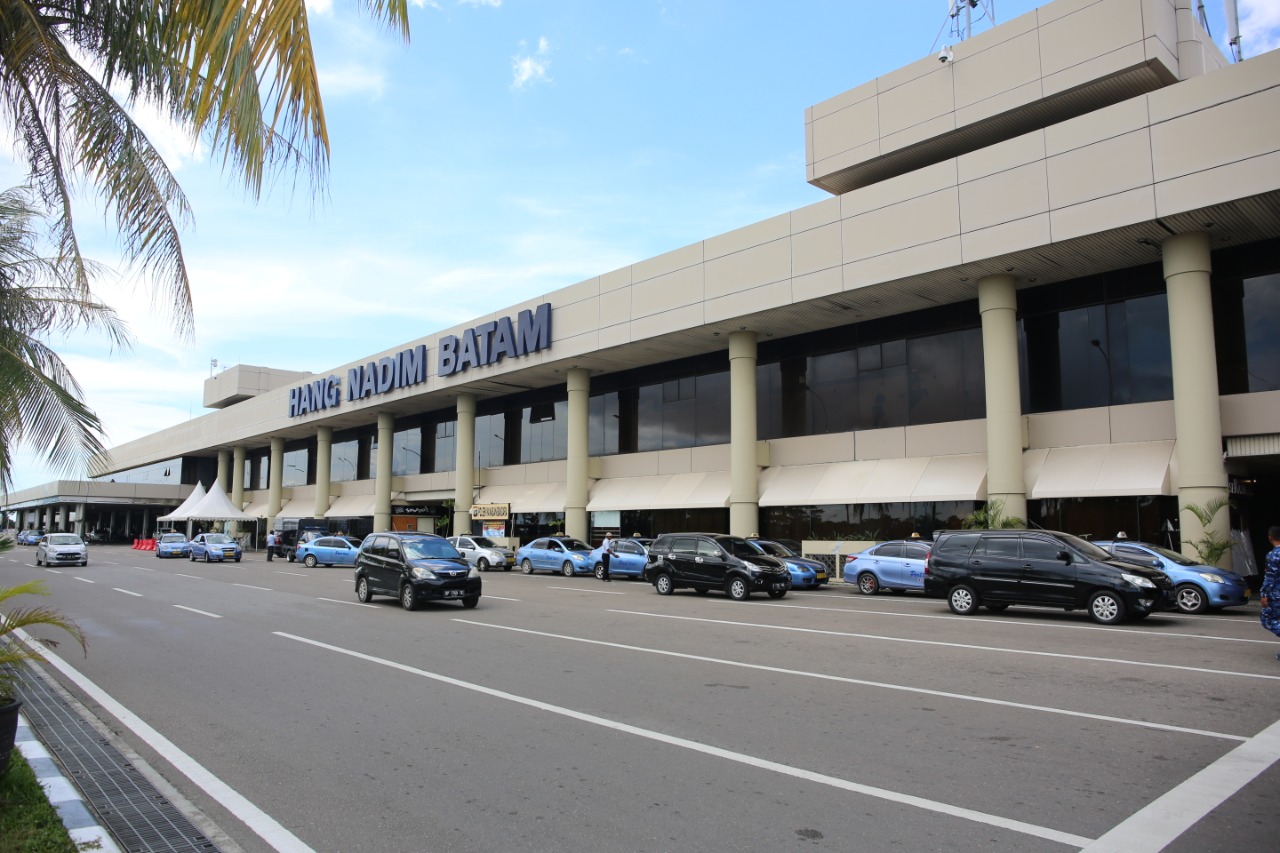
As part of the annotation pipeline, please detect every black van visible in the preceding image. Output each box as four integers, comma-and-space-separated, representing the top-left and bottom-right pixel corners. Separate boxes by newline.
354, 532, 481, 611
923, 529, 1174, 624
644, 533, 792, 600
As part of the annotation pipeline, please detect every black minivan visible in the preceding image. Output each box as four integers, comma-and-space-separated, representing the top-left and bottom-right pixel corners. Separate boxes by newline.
354, 532, 481, 611
923, 529, 1174, 624
644, 533, 792, 600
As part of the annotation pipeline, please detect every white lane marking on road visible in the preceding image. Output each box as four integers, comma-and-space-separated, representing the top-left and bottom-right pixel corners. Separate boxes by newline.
232, 583, 272, 591
172, 605, 222, 618
483, 595, 521, 602
614, 610, 1280, 682
12, 628, 311, 851
742, 600, 1274, 644
274, 571, 308, 577
112, 589, 144, 597
75, 577, 94, 584
1082, 717, 1280, 852
134, 566, 156, 572
548, 586, 626, 595
174, 573, 201, 580
276, 630, 1090, 848
455, 620, 1245, 742
316, 598, 376, 608
45, 569, 62, 574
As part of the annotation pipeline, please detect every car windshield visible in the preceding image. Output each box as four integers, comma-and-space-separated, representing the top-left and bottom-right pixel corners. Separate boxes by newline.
161, 534, 186, 543
558, 539, 591, 552
404, 538, 461, 560
48, 534, 82, 546
719, 537, 760, 559
752, 540, 792, 557
1060, 532, 1112, 561
473, 537, 497, 547
204, 534, 232, 544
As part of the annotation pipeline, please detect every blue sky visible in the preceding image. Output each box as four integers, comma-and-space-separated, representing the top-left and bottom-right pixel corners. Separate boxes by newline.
5, 0, 1280, 492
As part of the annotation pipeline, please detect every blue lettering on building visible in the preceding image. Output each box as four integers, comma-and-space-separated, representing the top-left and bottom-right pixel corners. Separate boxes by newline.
288, 374, 343, 417
439, 302, 552, 378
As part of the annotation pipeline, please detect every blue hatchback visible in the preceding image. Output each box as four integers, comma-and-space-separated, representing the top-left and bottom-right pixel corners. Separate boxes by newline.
747, 539, 829, 588
516, 536, 595, 576
1094, 540, 1251, 614
587, 537, 653, 579
296, 536, 361, 567
156, 533, 190, 559
843, 540, 931, 595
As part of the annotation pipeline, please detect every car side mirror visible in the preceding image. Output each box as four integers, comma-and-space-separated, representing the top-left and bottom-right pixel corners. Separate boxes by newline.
1057, 550, 1071, 563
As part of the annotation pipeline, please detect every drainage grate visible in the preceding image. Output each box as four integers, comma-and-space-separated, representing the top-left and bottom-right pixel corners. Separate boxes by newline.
17, 668, 221, 853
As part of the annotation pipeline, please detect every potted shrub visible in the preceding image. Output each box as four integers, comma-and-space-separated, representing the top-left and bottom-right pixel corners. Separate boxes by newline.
1, 566, 88, 778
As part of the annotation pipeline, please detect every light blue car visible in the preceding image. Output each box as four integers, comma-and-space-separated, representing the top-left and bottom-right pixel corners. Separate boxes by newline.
516, 536, 595, 576
296, 536, 361, 567
189, 532, 242, 563
587, 537, 653, 579
1095, 539, 1251, 614
747, 539, 829, 589
843, 540, 931, 595
156, 533, 190, 559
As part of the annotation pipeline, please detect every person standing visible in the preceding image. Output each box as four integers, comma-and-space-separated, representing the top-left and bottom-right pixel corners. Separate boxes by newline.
1261, 525, 1280, 660
600, 533, 614, 582
266, 530, 277, 562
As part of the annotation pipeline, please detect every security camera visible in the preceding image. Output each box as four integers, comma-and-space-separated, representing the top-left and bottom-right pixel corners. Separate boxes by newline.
939, 46, 954, 64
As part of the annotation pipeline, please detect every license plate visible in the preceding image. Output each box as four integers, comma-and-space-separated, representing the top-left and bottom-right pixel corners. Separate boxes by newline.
443, 589, 465, 598
816, 573, 828, 581
504, 557, 514, 565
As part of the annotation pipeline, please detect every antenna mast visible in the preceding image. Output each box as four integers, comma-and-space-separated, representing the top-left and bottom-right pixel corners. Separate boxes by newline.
948, 1, 997, 42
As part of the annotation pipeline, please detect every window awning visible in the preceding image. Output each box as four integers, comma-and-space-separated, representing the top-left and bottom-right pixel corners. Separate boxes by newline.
273, 499, 311, 520
240, 494, 271, 518
475, 482, 567, 514
760, 455, 987, 506
324, 494, 377, 518
1026, 440, 1174, 499
587, 472, 730, 511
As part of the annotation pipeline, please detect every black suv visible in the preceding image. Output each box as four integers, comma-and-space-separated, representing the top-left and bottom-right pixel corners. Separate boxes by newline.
644, 533, 792, 600
354, 532, 481, 611
923, 529, 1174, 624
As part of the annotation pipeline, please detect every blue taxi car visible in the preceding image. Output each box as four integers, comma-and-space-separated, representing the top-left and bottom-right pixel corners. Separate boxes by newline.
296, 536, 361, 567
843, 540, 931, 595
587, 537, 653, 579
156, 533, 190, 559
516, 536, 595, 576
1094, 539, 1250, 614
747, 539, 829, 588
189, 533, 242, 563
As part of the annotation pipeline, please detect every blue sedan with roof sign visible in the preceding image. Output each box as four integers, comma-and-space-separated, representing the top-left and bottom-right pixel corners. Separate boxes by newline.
156, 533, 190, 559
189, 532, 242, 563
516, 536, 595, 576
587, 537, 653, 579
843, 540, 931, 594
747, 539, 829, 588
296, 536, 361, 567
1095, 539, 1250, 613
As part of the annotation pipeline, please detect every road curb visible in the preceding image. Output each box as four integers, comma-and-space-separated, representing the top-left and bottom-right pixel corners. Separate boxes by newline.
15, 712, 124, 853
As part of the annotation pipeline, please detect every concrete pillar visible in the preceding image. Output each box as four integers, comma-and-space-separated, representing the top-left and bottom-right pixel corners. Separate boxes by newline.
76, 503, 87, 536
565, 369, 590, 542
978, 274, 1027, 523
374, 413, 395, 532
729, 331, 760, 537
453, 394, 476, 537
216, 450, 231, 494
58, 504, 69, 532
268, 437, 285, 523
1173, 1, 1209, 79
1163, 232, 1230, 564
315, 426, 333, 520
230, 445, 246, 536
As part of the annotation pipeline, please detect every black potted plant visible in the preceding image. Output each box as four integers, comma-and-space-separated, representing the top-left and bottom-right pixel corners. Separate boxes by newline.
1, 545, 88, 778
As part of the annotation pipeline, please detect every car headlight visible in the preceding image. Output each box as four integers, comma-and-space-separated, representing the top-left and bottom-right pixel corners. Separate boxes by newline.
411, 565, 437, 580
1197, 572, 1225, 584
468, 566, 481, 579
1121, 573, 1155, 589
571, 554, 587, 562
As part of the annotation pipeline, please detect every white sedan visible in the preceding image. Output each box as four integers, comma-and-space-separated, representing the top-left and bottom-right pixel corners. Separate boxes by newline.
36, 533, 88, 567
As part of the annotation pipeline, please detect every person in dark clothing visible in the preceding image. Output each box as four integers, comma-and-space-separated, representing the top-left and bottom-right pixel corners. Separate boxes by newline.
1261, 525, 1280, 660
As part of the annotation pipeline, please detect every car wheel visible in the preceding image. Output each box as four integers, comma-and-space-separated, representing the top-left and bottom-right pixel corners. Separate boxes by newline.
767, 589, 787, 599
727, 577, 750, 601
190, 552, 196, 562
356, 577, 374, 603
35, 554, 41, 566
562, 561, 575, 577
234, 557, 241, 563
594, 563, 605, 580
461, 596, 480, 609
1175, 584, 1209, 614
985, 603, 1009, 612
503, 565, 511, 572
477, 558, 489, 572
287, 553, 296, 563
521, 559, 534, 574
948, 585, 979, 616
300, 555, 316, 568
204, 551, 211, 563
400, 585, 419, 611
81, 560, 88, 567
654, 573, 674, 595
857, 572, 880, 595
1089, 591, 1125, 625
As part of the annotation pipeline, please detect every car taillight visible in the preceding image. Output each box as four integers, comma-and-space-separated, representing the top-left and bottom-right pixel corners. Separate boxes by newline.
844, 555, 856, 564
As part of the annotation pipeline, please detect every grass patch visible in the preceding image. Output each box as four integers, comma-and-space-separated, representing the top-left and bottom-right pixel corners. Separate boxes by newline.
0, 749, 80, 853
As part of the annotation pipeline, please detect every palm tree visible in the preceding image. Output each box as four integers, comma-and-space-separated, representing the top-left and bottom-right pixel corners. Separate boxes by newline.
961, 498, 1026, 530
0, 186, 130, 490
0, 2, 411, 488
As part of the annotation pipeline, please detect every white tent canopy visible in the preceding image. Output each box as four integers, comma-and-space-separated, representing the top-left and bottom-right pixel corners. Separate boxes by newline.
157, 481, 208, 522
183, 480, 257, 521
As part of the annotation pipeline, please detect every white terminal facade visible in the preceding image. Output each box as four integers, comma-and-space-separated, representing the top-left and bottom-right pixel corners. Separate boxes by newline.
6, 0, 1280, 573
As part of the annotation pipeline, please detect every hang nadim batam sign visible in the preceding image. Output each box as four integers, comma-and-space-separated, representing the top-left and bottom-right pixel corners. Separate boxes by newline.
287, 303, 552, 418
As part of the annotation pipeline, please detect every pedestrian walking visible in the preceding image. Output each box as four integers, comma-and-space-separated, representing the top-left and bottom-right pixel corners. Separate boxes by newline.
266, 530, 277, 561
600, 533, 614, 582
1261, 525, 1280, 660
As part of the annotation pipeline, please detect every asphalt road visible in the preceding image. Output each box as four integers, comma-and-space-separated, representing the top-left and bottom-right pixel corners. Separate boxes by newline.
3, 543, 1278, 853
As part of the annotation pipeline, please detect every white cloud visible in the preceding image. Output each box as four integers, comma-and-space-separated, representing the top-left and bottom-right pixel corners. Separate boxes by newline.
1240, 0, 1280, 54
458, 0, 502, 7
512, 37, 552, 89
317, 62, 387, 98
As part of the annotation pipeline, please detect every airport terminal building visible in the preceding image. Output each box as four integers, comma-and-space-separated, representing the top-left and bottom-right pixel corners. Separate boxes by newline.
5, 0, 1279, 573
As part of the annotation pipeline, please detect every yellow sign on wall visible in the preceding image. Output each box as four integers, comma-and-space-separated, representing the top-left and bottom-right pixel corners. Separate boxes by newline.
469, 503, 511, 520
